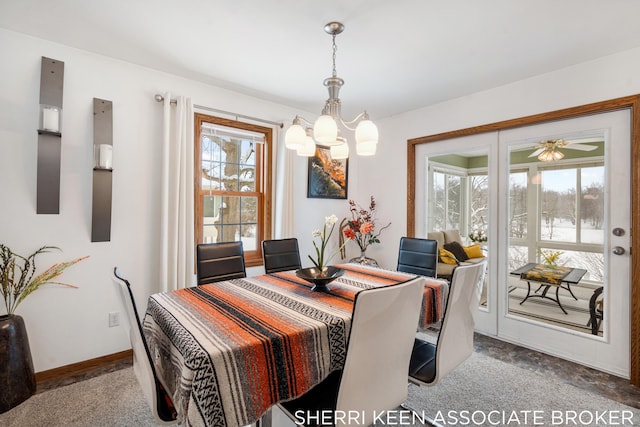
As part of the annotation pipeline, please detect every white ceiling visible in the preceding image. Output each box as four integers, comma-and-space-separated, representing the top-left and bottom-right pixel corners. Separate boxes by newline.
3, 0, 640, 120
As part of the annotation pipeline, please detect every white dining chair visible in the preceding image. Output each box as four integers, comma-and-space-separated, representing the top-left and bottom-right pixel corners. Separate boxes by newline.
278, 276, 425, 427
407, 261, 486, 387
112, 267, 178, 425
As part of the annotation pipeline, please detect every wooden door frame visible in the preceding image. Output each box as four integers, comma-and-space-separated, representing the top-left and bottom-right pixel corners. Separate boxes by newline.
407, 95, 640, 385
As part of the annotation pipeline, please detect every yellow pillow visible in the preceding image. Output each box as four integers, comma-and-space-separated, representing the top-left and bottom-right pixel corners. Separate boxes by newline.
464, 243, 485, 259
438, 247, 458, 265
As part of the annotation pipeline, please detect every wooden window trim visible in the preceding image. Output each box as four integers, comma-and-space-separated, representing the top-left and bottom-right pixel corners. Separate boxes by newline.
194, 113, 272, 267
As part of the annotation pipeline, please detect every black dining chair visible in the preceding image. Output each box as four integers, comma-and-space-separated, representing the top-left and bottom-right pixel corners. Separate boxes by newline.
196, 241, 246, 285
407, 262, 486, 387
278, 276, 425, 427
396, 237, 438, 278
262, 238, 302, 274
112, 268, 178, 425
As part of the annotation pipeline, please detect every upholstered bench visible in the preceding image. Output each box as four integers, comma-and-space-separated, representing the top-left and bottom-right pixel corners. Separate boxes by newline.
427, 229, 486, 279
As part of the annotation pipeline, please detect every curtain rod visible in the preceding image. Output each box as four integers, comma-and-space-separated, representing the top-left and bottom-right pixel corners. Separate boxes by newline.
154, 94, 283, 128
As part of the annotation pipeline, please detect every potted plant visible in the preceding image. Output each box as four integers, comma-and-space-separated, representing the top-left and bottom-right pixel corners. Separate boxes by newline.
342, 196, 391, 266
0, 244, 86, 413
296, 215, 352, 292
538, 248, 563, 267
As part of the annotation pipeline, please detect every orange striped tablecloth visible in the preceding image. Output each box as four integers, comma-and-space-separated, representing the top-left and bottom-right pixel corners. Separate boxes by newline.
142, 263, 447, 427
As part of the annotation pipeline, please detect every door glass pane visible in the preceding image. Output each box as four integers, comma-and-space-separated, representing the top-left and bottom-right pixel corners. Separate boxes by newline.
427, 150, 490, 309
507, 135, 605, 336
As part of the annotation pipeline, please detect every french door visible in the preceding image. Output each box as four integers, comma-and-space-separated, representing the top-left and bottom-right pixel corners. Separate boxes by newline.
413, 109, 631, 377
496, 110, 630, 377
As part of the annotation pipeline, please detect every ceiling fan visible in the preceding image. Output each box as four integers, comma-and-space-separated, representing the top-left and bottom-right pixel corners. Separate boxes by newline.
528, 137, 600, 161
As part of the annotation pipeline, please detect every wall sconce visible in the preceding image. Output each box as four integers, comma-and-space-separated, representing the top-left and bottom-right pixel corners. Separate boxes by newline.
94, 144, 113, 170
39, 104, 62, 133
91, 98, 113, 242
37, 57, 64, 214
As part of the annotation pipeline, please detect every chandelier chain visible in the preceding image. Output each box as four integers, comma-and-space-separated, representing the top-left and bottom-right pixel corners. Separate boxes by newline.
332, 33, 338, 78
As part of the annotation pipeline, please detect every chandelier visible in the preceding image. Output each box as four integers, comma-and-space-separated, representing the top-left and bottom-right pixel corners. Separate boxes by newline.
284, 22, 379, 159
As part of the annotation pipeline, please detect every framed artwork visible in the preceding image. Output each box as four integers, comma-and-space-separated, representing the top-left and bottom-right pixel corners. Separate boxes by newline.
307, 145, 349, 199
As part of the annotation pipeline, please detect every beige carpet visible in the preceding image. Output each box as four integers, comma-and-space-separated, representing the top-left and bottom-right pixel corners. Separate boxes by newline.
1, 352, 639, 427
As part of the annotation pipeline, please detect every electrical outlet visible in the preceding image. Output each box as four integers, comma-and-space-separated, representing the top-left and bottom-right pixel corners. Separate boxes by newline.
109, 311, 120, 328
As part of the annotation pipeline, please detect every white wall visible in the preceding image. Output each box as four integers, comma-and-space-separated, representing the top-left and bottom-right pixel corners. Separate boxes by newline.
0, 28, 317, 372
359, 46, 640, 269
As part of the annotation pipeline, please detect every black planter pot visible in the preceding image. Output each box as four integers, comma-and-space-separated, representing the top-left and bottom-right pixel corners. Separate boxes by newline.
0, 314, 36, 413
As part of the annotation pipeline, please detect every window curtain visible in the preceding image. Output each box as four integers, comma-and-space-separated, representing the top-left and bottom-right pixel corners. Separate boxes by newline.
160, 94, 194, 291
274, 130, 295, 238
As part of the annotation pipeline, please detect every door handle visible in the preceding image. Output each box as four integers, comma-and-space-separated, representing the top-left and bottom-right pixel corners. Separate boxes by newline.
612, 246, 626, 255
612, 228, 625, 236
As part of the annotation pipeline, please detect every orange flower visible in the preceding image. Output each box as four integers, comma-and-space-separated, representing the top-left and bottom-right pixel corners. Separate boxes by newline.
360, 222, 374, 234
344, 228, 356, 239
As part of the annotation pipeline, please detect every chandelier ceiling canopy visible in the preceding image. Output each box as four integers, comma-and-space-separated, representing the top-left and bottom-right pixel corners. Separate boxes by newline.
284, 22, 378, 159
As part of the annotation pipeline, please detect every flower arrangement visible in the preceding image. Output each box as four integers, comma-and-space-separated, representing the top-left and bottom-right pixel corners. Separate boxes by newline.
538, 249, 563, 267
1, 245, 87, 316
309, 215, 350, 272
343, 196, 391, 253
468, 228, 488, 243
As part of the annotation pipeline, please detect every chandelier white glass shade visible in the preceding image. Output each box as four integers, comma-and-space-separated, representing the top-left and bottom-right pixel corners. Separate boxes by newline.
285, 22, 378, 158
296, 129, 317, 157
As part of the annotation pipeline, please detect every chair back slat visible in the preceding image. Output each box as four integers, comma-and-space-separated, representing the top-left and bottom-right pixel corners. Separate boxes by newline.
196, 241, 246, 285
397, 237, 438, 278
262, 238, 302, 274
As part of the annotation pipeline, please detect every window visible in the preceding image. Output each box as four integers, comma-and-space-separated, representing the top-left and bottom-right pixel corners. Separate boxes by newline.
539, 164, 604, 245
536, 163, 604, 280
506, 162, 605, 280
430, 167, 463, 231
194, 114, 272, 267
469, 173, 488, 232
429, 163, 487, 237
508, 170, 528, 239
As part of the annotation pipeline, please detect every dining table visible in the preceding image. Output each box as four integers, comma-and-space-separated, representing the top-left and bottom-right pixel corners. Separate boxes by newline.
142, 263, 448, 427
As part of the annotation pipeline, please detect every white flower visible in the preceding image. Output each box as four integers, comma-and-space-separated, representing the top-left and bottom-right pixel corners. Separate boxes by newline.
312, 229, 322, 238
325, 214, 338, 226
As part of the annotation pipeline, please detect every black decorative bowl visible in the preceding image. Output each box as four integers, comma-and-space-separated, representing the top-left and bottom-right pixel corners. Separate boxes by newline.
295, 266, 345, 292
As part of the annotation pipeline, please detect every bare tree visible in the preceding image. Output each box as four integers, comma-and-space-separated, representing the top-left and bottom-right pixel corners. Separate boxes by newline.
470, 175, 488, 231
582, 183, 604, 229
509, 179, 527, 238
541, 189, 560, 239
